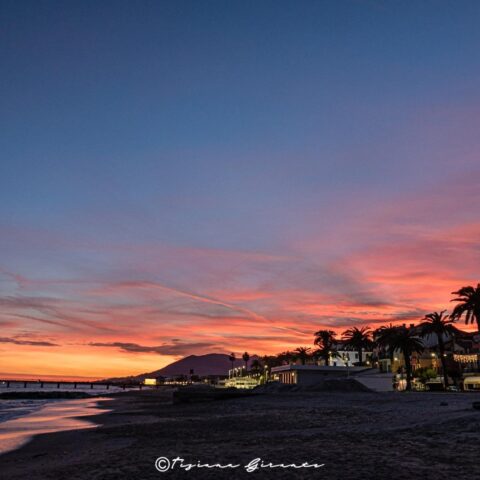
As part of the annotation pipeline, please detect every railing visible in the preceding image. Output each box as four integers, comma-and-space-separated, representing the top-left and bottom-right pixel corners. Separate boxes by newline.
0, 379, 145, 390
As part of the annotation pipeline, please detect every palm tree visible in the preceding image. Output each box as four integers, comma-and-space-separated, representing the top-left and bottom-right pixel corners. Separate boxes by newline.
294, 347, 311, 365
228, 352, 236, 372
374, 323, 398, 368
242, 352, 250, 374
342, 326, 373, 366
276, 350, 297, 365
262, 354, 281, 368
250, 359, 262, 375
451, 284, 480, 332
420, 310, 456, 389
313, 330, 337, 366
389, 326, 424, 391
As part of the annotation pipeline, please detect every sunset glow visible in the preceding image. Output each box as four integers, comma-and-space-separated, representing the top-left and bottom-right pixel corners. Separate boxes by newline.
1, 1, 479, 378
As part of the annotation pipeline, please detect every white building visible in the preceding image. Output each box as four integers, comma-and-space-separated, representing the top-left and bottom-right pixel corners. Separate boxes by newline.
224, 376, 259, 389
330, 350, 372, 367
271, 365, 367, 384
271, 365, 393, 392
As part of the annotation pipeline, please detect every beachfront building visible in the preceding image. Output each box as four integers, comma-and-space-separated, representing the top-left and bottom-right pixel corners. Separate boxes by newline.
377, 327, 479, 372
463, 376, 480, 391
225, 366, 262, 389
375, 326, 480, 390
143, 378, 158, 386
271, 365, 359, 384
330, 349, 372, 367
224, 376, 259, 389
453, 353, 480, 372
320, 340, 374, 367
271, 365, 393, 391
378, 348, 452, 376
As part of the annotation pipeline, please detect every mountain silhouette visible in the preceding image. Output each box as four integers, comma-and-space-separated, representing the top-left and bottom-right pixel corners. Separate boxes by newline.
106, 353, 257, 382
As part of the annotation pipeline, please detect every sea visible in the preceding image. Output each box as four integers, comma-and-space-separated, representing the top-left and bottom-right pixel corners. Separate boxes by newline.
0, 398, 51, 423
0, 382, 124, 454
0, 382, 122, 422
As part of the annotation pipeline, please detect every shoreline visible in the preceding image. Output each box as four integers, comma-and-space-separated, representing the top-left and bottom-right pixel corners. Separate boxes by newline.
0, 390, 479, 479
0, 395, 114, 456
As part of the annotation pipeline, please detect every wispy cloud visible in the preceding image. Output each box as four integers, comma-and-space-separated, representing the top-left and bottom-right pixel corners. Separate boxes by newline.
88, 341, 216, 356
0, 336, 59, 347
1, 172, 479, 372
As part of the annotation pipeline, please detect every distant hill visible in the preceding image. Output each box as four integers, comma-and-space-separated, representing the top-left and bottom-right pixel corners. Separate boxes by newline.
105, 353, 258, 382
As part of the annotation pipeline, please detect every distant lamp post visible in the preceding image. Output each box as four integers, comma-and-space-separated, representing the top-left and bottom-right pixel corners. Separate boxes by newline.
263, 365, 269, 384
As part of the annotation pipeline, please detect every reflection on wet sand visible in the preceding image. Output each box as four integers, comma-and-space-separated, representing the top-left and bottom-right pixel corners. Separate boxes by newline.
0, 398, 110, 454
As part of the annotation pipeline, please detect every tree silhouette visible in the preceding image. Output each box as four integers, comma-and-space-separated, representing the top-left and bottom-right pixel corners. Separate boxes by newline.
250, 359, 262, 374
277, 350, 296, 365
228, 352, 236, 373
388, 326, 424, 391
342, 326, 373, 366
420, 310, 456, 389
313, 330, 337, 366
374, 323, 398, 368
451, 284, 480, 332
242, 351, 250, 374
294, 347, 311, 365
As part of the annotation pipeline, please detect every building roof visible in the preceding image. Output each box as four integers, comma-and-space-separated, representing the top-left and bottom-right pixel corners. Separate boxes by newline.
271, 365, 371, 373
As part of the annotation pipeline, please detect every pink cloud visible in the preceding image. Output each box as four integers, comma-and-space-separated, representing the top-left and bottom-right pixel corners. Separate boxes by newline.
1, 170, 479, 378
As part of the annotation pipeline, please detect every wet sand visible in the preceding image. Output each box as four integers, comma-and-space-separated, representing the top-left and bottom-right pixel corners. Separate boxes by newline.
0, 389, 479, 479
0, 397, 110, 455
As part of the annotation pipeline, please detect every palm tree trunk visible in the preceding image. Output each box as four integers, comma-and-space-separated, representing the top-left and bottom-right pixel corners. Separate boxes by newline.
437, 335, 448, 389
358, 347, 363, 366
324, 353, 329, 366
476, 311, 480, 372
404, 349, 412, 391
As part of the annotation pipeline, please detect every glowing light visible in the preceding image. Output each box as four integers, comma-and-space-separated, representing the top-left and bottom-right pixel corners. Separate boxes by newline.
453, 354, 478, 363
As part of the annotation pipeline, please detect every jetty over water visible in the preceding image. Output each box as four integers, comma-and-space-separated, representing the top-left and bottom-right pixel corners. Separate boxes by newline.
0, 379, 143, 390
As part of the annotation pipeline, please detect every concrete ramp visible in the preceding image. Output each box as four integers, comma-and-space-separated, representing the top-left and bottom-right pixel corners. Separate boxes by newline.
353, 371, 393, 392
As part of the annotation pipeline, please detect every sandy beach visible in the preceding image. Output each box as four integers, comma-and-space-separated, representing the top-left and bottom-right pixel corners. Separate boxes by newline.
0, 389, 479, 479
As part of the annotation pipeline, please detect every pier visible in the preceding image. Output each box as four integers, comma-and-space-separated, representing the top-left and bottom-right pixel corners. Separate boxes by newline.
0, 380, 144, 390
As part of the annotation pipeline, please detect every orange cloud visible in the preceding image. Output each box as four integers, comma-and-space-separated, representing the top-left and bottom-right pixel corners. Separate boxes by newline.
1, 173, 479, 377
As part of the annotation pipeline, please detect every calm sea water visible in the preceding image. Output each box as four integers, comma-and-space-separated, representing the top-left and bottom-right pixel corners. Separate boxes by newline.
0, 399, 50, 423
0, 383, 126, 432
0, 381, 137, 455
0, 396, 112, 454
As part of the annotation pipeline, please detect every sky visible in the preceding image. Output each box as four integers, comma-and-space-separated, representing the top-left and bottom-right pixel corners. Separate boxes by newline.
1, 0, 480, 379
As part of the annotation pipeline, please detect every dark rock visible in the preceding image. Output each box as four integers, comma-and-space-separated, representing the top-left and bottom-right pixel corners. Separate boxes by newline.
172, 386, 258, 404
0, 391, 92, 400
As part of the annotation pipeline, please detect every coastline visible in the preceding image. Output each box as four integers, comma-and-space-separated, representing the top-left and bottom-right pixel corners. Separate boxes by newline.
0, 395, 113, 456
0, 389, 479, 479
